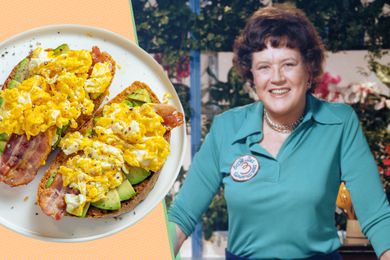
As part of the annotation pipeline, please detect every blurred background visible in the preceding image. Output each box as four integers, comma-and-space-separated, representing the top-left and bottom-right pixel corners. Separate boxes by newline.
133, 0, 390, 258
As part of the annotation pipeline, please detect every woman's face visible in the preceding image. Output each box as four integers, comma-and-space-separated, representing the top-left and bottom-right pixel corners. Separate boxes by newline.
251, 45, 310, 120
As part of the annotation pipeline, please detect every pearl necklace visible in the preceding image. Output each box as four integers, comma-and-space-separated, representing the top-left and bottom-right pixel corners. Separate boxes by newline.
264, 109, 303, 134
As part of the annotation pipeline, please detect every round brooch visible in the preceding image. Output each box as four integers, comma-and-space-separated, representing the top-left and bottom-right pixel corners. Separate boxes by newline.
230, 154, 259, 182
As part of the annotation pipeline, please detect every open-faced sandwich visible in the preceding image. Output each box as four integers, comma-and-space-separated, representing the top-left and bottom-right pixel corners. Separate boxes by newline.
37, 81, 184, 220
0, 44, 116, 187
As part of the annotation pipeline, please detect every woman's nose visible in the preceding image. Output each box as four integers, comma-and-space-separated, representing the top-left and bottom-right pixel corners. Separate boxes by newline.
270, 68, 285, 83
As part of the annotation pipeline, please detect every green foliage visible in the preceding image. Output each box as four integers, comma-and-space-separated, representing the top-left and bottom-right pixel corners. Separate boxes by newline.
193, 1, 263, 51
173, 83, 191, 123
203, 67, 254, 130
354, 96, 390, 198
133, 0, 194, 79
134, 0, 389, 55
361, 63, 390, 199
295, 0, 389, 53
202, 187, 228, 240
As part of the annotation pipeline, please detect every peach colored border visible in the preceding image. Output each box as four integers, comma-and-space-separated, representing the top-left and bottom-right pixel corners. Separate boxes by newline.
0, 0, 171, 258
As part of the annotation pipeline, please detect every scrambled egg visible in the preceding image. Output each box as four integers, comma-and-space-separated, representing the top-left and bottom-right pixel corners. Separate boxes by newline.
58, 102, 170, 211
0, 47, 113, 139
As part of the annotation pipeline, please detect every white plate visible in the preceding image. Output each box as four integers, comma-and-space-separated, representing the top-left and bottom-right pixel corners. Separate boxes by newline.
0, 25, 186, 242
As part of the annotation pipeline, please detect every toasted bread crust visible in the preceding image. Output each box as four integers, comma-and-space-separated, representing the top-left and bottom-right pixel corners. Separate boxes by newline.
38, 81, 169, 218
2, 52, 32, 90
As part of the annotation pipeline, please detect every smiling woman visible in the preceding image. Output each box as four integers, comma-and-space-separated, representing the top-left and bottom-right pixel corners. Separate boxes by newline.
252, 47, 308, 135
168, 4, 390, 260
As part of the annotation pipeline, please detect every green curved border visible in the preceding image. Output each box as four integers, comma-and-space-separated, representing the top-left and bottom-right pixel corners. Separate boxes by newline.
128, 1, 177, 259
128, 0, 139, 45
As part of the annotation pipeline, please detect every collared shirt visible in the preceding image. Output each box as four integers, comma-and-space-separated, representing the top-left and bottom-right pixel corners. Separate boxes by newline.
168, 94, 390, 259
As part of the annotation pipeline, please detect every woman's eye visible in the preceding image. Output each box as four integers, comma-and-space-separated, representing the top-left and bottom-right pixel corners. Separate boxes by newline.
285, 63, 296, 68
257, 66, 269, 71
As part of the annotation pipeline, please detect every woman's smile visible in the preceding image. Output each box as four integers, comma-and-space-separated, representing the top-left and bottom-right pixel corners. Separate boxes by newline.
269, 88, 290, 96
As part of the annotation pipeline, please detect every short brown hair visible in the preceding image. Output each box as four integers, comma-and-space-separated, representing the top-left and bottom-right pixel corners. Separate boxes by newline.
233, 4, 325, 88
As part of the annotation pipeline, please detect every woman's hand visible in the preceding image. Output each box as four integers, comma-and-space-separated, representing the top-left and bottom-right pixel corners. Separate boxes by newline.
174, 224, 187, 256
168, 222, 187, 257
380, 249, 390, 260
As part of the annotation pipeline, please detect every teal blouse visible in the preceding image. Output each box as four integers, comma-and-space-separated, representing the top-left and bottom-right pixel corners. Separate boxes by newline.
168, 94, 390, 258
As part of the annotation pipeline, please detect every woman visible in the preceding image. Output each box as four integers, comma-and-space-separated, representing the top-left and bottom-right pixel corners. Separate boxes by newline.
168, 4, 390, 259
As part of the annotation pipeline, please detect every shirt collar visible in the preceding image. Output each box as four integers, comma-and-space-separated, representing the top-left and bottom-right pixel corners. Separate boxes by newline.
232, 102, 264, 143
232, 94, 342, 143
306, 94, 343, 125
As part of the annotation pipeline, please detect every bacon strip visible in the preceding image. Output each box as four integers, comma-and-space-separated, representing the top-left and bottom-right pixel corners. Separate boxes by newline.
0, 131, 51, 186
89, 46, 114, 75
152, 104, 184, 130
38, 173, 66, 220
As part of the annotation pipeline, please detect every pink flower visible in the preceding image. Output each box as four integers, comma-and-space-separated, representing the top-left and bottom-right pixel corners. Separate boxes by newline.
314, 72, 342, 101
383, 159, 390, 166
376, 99, 390, 110
175, 56, 190, 81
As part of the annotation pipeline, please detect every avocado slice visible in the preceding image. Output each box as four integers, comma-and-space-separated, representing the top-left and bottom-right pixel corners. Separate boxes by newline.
125, 166, 151, 185
117, 179, 136, 201
91, 189, 121, 210
53, 44, 69, 56
6, 58, 30, 89
128, 89, 151, 103
0, 133, 9, 142
0, 134, 8, 154
125, 89, 152, 107
123, 100, 134, 107
51, 128, 62, 149
52, 124, 70, 149
0, 141, 6, 154
80, 202, 90, 218
85, 128, 94, 137
11, 58, 30, 85
7, 79, 20, 89
93, 117, 101, 125
45, 171, 57, 188
124, 100, 145, 107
